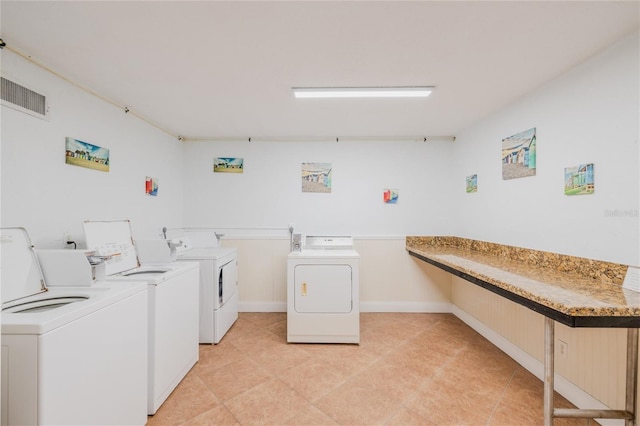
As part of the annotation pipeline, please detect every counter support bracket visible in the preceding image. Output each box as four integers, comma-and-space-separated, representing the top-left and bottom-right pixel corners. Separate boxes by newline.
544, 319, 638, 426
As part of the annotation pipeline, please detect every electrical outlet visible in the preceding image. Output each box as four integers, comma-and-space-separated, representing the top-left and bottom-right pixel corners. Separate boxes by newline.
559, 340, 568, 358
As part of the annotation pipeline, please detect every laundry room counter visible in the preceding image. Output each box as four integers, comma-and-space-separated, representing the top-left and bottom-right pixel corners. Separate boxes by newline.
407, 236, 640, 424
406, 236, 640, 328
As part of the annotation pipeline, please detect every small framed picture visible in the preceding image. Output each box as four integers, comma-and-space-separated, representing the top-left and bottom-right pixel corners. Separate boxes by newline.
466, 174, 477, 193
383, 189, 399, 204
302, 163, 332, 193
145, 177, 158, 196
564, 163, 594, 195
214, 157, 244, 173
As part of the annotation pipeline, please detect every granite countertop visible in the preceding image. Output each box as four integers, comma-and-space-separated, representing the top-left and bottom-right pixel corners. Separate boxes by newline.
406, 236, 640, 327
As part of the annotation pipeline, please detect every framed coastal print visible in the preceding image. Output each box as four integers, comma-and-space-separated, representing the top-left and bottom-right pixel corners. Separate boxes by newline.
65, 137, 110, 172
383, 188, 399, 203
466, 174, 478, 193
564, 163, 594, 195
502, 128, 536, 180
145, 176, 158, 196
302, 163, 332, 193
214, 157, 244, 173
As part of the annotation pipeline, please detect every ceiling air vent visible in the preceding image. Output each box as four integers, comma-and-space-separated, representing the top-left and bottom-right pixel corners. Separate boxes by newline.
1, 76, 49, 120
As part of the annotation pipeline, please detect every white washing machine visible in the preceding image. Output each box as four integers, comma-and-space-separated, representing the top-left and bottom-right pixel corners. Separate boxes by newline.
1, 227, 149, 426
287, 236, 360, 344
82, 220, 200, 415
157, 228, 239, 344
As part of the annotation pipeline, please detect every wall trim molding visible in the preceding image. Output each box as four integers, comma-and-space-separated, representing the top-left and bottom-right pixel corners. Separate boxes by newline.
451, 305, 616, 426
353, 235, 407, 241
225, 235, 409, 241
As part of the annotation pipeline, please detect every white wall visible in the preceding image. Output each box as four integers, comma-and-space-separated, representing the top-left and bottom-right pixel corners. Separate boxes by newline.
1, 48, 452, 313
449, 32, 640, 266
449, 32, 640, 416
2, 30, 637, 309
226, 236, 452, 313
1, 50, 185, 247
182, 138, 456, 312
182, 138, 454, 237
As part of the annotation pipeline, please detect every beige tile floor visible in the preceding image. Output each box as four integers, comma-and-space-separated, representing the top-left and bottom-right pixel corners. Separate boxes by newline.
147, 312, 589, 425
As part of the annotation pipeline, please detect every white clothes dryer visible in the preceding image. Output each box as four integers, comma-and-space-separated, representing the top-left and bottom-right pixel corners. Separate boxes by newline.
287, 236, 360, 344
175, 246, 238, 344
83, 220, 200, 415
1, 227, 149, 426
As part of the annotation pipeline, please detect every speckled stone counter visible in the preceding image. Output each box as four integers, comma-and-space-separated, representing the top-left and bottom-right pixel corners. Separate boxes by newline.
406, 236, 640, 328
408, 236, 640, 424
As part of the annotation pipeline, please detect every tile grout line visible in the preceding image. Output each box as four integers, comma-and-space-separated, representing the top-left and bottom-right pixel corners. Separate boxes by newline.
151, 313, 586, 425
484, 367, 518, 426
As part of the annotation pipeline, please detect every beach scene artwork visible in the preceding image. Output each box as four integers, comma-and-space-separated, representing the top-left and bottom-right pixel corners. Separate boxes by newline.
564, 163, 594, 196
214, 157, 244, 173
145, 176, 158, 196
302, 163, 332, 193
466, 174, 478, 193
383, 189, 399, 204
502, 128, 536, 180
65, 137, 109, 172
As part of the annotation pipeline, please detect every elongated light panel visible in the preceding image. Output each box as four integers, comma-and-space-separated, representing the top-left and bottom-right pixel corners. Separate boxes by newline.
292, 87, 433, 98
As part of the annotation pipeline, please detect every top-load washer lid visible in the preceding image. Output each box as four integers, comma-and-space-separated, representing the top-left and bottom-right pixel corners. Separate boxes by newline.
0, 227, 47, 304
83, 220, 196, 283
1, 227, 108, 314
83, 220, 141, 276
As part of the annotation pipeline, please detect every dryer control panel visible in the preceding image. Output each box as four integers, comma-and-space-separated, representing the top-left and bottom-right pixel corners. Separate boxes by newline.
304, 236, 353, 250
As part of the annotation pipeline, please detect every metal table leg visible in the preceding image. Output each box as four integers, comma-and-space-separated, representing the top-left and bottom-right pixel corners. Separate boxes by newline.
545, 320, 637, 425
626, 328, 638, 426
544, 317, 554, 426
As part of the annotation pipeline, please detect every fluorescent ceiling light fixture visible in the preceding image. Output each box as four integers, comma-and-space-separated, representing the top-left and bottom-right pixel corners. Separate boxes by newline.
292, 86, 433, 98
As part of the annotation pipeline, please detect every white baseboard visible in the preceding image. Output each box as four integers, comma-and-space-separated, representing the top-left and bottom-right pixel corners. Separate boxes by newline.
239, 301, 452, 313
239, 301, 286, 312
360, 301, 452, 313
451, 305, 620, 426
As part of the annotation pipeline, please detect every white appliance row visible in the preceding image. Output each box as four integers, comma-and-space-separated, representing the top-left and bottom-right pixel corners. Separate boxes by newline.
1, 220, 207, 426
287, 236, 360, 344
1, 223, 240, 424
1, 228, 149, 426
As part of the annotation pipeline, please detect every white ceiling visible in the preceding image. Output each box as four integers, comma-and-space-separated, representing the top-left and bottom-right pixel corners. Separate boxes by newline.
1, 1, 638, 141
